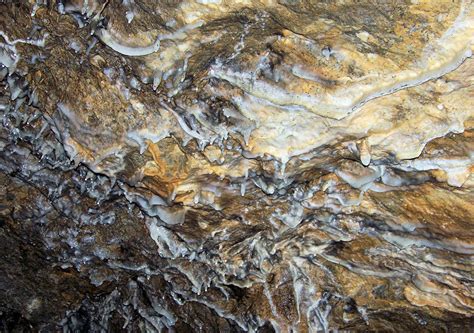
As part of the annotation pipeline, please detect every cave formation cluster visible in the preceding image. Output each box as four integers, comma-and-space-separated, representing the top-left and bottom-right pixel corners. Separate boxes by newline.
1, 1, 474, 332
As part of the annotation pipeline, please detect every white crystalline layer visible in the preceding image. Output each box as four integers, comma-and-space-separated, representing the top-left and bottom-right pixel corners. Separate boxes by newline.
164, 105, 207, 142
274, 202, 304, 228
88, 0, 474, 169
147, 220, 191, 258
196, 0, 222, 4
336, 166, 385, 189
96, 28, 161, 56
156, 207, 186, 225
210, 3, 474, 120
127, 128, 171, 154
211, 58, 473, 164
399, 157, 473, 187
228, 92, 328, 161
96, 21, 204, 57
382, 232, 474, 255
0, 30, 48, 74
57, 103, 89, 131
122, 185, 186, 225
0, 48, 17, 73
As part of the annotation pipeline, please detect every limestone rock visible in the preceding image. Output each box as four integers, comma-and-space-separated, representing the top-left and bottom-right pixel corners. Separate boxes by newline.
0, 1, 473, 331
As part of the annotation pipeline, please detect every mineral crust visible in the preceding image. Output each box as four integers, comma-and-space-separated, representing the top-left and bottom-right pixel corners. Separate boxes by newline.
1, 1, 473, 331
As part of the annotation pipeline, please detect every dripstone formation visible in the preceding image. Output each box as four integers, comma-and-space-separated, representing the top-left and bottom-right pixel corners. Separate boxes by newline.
1, 1, 473, 332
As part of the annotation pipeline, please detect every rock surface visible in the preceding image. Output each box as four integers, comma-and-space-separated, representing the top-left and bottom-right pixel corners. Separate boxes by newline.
1, 1, 473, 331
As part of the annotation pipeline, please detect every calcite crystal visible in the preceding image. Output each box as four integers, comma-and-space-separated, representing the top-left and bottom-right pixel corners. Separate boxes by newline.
1, 0, 473, 331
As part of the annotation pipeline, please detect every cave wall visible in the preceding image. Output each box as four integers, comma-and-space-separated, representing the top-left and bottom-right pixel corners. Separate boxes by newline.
0, 1, 473, 331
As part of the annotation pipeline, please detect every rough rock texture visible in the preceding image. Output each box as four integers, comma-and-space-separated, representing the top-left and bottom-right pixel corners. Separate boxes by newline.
1, 1, 474, 332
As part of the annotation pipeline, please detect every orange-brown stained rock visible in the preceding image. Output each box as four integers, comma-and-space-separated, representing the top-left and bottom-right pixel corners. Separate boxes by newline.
142, 138, 190, 196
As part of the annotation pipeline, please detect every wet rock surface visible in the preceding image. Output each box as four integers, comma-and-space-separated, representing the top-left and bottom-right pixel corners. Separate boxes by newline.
0, 1, 473, 331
